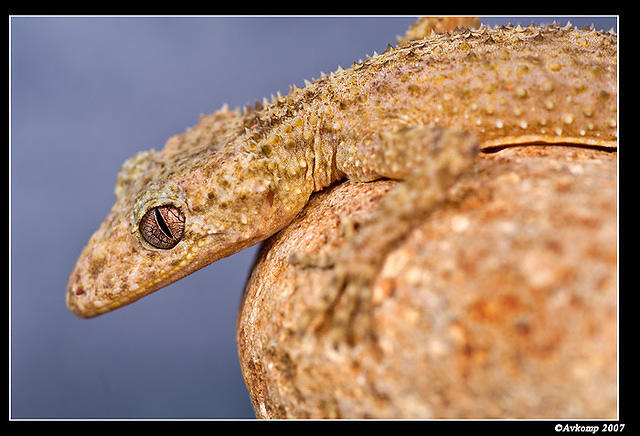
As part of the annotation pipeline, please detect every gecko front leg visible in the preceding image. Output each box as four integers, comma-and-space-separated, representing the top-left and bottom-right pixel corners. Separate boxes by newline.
290, 125, 479, 346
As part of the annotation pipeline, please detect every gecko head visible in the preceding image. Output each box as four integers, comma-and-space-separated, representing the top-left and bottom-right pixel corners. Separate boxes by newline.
67, 146, 286, 318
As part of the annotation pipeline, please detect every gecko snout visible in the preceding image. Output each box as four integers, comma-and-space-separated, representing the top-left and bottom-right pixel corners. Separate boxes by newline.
66, 268, 94, 318
66, 283, 88, 318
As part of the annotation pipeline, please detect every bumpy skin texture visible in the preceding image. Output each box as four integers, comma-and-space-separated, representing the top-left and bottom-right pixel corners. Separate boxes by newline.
67, 22, 617, 318
396, 16, 481, 45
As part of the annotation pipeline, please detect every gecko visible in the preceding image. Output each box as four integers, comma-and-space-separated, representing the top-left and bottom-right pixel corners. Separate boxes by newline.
67, 19, 617, 346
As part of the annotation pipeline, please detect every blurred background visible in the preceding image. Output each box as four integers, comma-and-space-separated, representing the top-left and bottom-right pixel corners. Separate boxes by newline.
10, 16, 617, 419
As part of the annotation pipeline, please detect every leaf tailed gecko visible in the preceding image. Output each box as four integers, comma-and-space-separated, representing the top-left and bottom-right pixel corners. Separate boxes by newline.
67, 18, 617, 344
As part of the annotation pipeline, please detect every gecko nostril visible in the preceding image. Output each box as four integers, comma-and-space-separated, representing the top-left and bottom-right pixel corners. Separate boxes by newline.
74, 287, 85, 296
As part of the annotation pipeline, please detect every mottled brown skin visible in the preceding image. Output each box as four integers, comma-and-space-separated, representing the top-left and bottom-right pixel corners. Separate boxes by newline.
67, 22, 617, 324
396, 16, 481, 45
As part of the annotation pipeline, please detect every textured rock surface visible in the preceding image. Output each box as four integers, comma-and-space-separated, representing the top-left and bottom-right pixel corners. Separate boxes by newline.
237, 145, 617, 419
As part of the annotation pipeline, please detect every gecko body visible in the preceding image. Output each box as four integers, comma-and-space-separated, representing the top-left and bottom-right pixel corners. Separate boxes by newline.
67, 22, 617, 333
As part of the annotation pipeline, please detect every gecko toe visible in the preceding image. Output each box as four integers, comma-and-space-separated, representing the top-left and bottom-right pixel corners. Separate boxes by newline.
288, 251, 336, 269
297, 266, 377, 347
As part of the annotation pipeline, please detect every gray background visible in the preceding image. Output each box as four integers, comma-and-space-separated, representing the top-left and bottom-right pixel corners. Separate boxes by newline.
10, 16, 617, 419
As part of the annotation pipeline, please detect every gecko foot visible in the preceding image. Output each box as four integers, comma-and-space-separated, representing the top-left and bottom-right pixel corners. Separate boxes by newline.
287, 214, 367, 269
288, 251, 335, 269
293, 260, 378, 348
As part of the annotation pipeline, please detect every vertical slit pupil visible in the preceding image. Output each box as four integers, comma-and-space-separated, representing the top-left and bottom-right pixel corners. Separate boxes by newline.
154, 207, 174, 239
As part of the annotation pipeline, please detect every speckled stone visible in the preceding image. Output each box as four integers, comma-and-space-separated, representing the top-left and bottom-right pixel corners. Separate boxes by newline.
237, 145, 617, 419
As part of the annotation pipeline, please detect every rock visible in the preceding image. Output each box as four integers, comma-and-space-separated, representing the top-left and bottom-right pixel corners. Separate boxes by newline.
237, 145, 617, 419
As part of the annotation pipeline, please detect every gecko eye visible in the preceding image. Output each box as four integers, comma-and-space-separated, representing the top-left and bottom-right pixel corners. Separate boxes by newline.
139, 205, 185, 249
